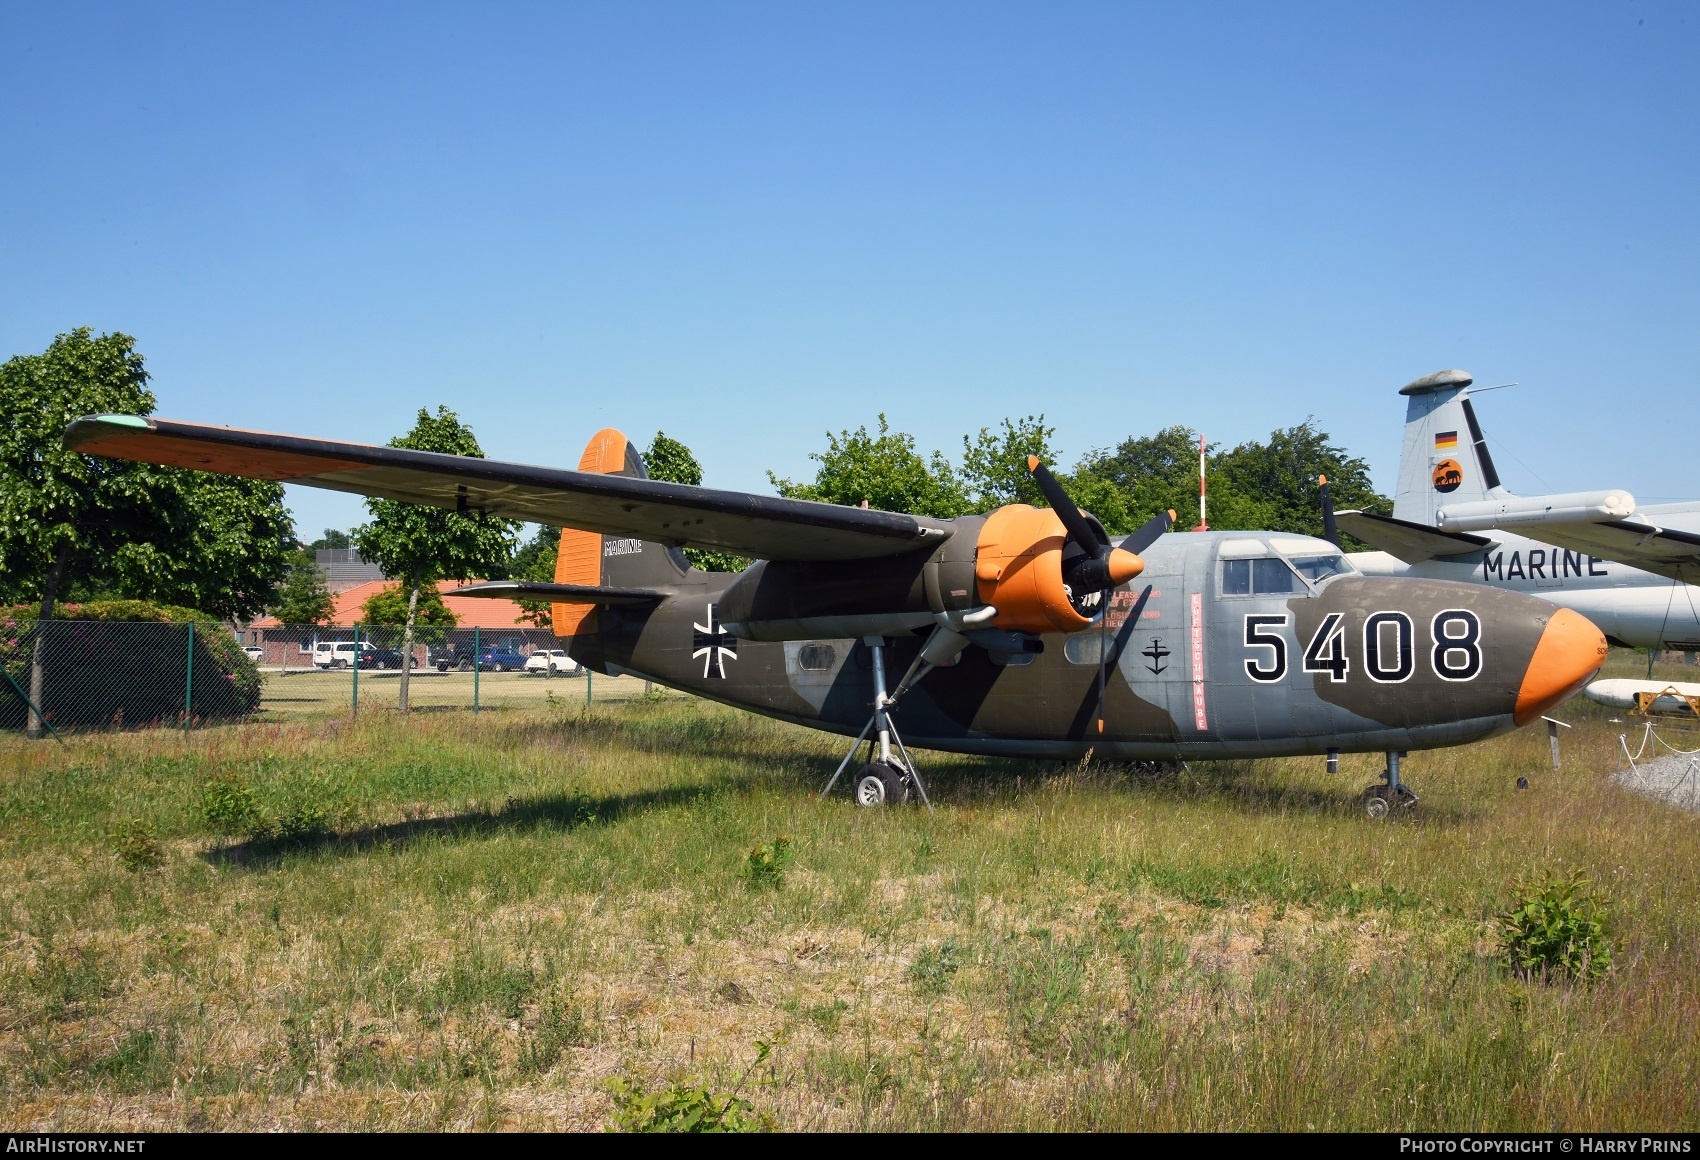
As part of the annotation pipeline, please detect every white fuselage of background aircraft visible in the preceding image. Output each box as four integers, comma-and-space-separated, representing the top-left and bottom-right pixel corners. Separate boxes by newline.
1351, 532, 1700, 650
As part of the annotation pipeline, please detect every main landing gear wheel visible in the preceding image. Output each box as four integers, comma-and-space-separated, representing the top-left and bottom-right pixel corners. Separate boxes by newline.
1361, 783, 1418, 819
854, 763, 910, 808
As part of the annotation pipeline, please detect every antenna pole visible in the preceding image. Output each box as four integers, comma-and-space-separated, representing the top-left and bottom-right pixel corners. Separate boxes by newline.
1192, 432, 1209, 531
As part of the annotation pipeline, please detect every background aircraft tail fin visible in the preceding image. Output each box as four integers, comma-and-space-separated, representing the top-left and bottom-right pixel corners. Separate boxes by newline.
1391, 369, 1509, 526
553, 429, 689, 634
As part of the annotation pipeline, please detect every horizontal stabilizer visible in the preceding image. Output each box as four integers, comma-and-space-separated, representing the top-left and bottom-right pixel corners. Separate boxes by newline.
1336, 510, 1494, 564
447, 581, 664, 606
63, 415, 952, 562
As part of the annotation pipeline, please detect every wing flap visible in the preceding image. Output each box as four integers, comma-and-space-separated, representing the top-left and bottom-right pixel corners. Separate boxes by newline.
1336, 510, 1494, 564
65, 415, 952, 562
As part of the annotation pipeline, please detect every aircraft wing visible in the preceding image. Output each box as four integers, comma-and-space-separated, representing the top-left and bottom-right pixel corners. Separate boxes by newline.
1335, 510, 1494, 564
63, 415, 952, 562
1510, 519, 1700, 584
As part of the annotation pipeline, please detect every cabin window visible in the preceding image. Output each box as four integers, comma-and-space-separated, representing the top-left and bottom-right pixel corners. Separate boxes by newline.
798, 643, 837, 671
1063, 635, 1103, 665
1289, 554, 1351, 582
1222, 557, 1300, 596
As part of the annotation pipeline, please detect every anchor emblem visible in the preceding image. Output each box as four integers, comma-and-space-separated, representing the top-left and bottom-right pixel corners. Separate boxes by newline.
1141, 637, 1170, 675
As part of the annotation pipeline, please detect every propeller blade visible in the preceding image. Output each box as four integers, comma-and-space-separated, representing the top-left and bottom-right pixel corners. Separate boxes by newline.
1318, 475, 1340, 548
1122, 509, 1175, 554
1026, 456, 1104, 553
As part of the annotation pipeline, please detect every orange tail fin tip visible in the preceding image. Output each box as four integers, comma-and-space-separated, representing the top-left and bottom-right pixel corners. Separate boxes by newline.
553, 429, 631, 635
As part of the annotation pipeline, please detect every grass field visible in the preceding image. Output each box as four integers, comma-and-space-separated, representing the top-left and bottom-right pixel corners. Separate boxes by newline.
2, 652, 1697, 1131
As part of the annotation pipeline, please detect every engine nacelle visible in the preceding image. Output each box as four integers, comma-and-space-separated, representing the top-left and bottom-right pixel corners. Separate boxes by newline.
974, 504, 1144, 634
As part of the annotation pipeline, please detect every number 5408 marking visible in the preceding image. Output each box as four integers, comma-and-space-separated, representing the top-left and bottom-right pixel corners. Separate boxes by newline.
1240, 611, 1482, 684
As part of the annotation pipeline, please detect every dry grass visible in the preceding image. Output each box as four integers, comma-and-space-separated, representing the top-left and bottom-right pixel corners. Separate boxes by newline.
1, 653, 1697, 1131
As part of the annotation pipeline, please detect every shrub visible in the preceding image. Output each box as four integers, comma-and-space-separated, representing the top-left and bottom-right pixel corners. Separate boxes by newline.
605, 1076, 773, 1133
743, 836, 792, 890
1498, 868, 1614, 982
2, 604, 260, 731
274, 801, 335, 843
908, 940, 962, 996
111, 819, 163, 871
201, 772, 268, 839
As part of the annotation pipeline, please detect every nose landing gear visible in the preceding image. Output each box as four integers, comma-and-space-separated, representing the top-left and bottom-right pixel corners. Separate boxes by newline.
1363, 750, 1418, 819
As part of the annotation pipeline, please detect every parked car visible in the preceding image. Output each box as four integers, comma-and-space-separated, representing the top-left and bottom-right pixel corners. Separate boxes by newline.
476, 647, 527, 673
311, 642, 417, 670
524, 649, 581, 676
355, 647, 416, 671
313, 641, 356, 669
242, 646, 265, 662
428, 645, 528, 672
429, 645, 471, 671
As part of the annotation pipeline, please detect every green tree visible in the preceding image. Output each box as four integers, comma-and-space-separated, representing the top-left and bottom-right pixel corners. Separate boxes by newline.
353, 406, 517, 712
507, 525, 559, 628
960, 415, 1059, 510
308, 529, 351, 551
769, 415, 967, 519
510, 525, 559, 581
0, 328, 292, 736
358, 581, 455, 629
643, 431, 703, 487
113, 472, 295, 621
1211, 419, 1391, 544
269, 549, 336, 625
1078, 425, 1208, 530
644, 431, 748, 572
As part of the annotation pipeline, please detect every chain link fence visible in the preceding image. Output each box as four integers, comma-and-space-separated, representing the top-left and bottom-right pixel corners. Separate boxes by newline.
2, 619, 644, 736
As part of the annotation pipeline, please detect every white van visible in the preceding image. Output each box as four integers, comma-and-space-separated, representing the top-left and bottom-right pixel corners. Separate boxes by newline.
313, 641, 357, 669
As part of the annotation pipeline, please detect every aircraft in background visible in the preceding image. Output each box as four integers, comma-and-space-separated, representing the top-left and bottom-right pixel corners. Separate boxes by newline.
1585, 679, 1700, 718
1337, 369, 1700, 653
66, 413, 1607, 817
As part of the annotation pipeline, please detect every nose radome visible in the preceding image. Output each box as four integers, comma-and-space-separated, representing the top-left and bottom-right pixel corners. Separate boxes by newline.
1514, 608, 1609, 725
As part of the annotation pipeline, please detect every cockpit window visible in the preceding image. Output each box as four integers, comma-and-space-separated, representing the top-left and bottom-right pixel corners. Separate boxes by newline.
1222, 557, 1300, 595
1288, 554, 1352, 582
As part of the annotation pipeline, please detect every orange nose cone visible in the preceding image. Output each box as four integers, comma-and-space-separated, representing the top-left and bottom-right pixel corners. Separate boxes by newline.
1514, 608, 1608, 726
1105, 547, 1145, 587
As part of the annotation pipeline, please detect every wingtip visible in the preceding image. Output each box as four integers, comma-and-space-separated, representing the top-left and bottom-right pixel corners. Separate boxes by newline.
63, 413, 155, 450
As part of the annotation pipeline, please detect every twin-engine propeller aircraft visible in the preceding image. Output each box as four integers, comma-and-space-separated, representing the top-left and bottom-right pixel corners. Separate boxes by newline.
65, 414, 1609, 817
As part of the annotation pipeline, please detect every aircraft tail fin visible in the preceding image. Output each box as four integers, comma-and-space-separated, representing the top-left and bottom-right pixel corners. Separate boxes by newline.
1390, 369, 1509, 526
553, 429, 689, 635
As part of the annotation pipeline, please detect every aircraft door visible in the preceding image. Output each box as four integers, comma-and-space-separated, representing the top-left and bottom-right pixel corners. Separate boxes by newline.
1115, 551, 1194, 742
1210, 543, 1309, 744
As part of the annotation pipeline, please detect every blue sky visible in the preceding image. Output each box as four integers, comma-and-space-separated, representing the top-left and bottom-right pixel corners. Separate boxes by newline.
3, 2, 1696, 539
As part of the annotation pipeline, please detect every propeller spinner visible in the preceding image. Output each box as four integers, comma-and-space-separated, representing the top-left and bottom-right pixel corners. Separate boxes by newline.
1026, 456, 1156, 600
